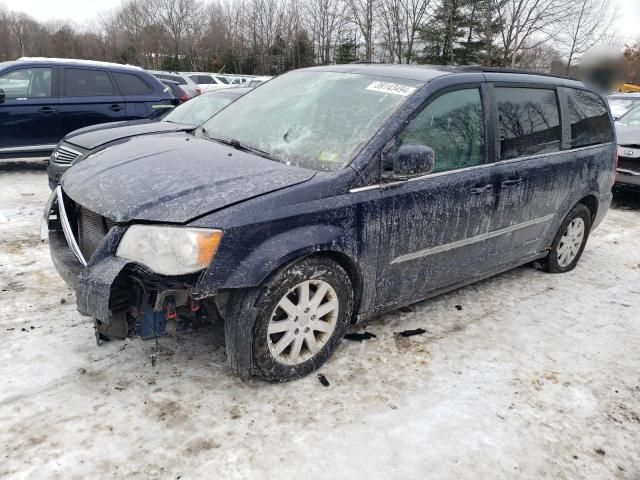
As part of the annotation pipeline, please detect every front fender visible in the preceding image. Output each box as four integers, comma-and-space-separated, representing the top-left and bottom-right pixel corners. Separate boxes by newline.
197, 224, 355, 292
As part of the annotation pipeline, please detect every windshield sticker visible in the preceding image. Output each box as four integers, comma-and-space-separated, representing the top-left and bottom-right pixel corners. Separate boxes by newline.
319, 151, 339, 163
366, 81, 416, 96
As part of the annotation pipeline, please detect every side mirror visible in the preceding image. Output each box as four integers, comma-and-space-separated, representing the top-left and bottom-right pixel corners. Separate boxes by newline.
0, 89, 5, 103
385, 144, 435, 179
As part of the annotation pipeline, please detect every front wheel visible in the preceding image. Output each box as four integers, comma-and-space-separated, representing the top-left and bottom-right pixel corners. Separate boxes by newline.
541, 204, 592, 273
250, 256, 354, 381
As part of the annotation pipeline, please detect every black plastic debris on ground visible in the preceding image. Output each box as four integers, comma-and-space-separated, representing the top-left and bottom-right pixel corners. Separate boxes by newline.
344, 332, 377, 342
317, 374, 330, 387
398, 328, 426, 337
455, 304, 463, 311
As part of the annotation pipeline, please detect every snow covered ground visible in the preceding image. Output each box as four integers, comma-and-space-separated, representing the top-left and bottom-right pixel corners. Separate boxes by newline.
1, 166, 639, 480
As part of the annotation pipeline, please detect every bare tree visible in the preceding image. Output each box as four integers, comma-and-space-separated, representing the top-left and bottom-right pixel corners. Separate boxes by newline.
379, 0, 430, 63
347, 0, 376, 62
562, 0, 615, 74
493, 0, 573, 67
151, 0, 203, 66
304, 0, 346, 64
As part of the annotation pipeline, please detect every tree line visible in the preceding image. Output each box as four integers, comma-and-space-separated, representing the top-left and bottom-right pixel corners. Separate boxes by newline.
0, 0, 627, 78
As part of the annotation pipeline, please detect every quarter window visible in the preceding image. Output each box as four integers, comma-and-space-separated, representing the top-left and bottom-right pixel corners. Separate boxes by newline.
65, 68, 114, 97
567, 89, 613, 147
396, 88, 485, 173
0, 68, 52, 98
112, 72, 152, 95
190, 75, 213, 84
496, 87, 560, 160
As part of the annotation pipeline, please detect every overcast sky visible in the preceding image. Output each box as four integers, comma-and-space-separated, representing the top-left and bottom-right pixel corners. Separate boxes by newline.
1, 0, 639, 47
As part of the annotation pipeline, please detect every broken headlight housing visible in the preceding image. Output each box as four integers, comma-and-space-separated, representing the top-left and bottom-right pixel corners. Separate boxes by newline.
116, 226, 223, 275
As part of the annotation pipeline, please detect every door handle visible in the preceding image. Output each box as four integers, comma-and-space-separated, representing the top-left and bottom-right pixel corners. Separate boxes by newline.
39, 107, 56, 115
108, 104, 123, 112
501, 177, 522, 187
470, 184, 494, 194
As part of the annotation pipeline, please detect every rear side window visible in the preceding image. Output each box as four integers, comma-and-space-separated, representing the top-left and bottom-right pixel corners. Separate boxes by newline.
496, 87, 561, 159
112, 72, 152, 95
397, 88, 485, 173
0, 67, 52, 98
190, 75, 213, 84
567, 89, 613, 147
155, 74, 186, 85
65, 68, 114, 96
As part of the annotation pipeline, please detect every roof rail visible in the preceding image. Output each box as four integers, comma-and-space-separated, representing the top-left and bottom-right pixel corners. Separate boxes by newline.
452, 65, 577, 81
17, 57, 142, 70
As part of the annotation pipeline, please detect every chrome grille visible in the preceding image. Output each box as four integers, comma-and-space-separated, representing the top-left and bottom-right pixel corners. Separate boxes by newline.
52, 145, 81, 164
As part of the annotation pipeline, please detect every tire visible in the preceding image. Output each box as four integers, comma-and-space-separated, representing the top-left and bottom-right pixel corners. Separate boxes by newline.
253, 256, 354, 381
224, 256, 354, 382
541, 204, 592, 273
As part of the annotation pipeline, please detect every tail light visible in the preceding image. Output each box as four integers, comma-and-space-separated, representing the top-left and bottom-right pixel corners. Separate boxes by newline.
195, 87, 202, 96
180, 93, 189, 103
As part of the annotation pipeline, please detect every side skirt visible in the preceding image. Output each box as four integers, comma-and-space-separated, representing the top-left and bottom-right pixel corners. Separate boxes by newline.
356, 252, 548, 323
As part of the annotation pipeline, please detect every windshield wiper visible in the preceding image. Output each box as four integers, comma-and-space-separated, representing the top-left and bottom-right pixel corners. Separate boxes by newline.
203, 131, 278, 162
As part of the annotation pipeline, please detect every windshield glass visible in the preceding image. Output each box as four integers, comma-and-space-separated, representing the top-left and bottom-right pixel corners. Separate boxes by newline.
202, 70, 422, 171
215, 76, 229, 85
618, 104, 640, 126
163, 93, 236, 125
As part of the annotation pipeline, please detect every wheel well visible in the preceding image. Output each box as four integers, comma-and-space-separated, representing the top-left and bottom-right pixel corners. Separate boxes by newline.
307, 251, 363, 324
578, 195, 598, 221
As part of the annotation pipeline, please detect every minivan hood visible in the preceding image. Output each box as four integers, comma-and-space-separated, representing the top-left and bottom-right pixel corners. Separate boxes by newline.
615, 123, 640, 146
61, 133, 316, 223
64, 120, 194, 150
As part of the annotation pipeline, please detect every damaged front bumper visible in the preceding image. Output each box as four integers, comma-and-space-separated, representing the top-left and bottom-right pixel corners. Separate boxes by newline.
44, 187, 213, 340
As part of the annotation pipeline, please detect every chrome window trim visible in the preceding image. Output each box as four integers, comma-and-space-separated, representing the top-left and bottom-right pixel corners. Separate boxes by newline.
349, 142, 614, 193
56, 186, 87, 266
617, 168, 640, 176
391, 214, 555, 264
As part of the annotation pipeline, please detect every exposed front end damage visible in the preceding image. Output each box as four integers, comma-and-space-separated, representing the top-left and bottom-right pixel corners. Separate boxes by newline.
44, 187, 216, 343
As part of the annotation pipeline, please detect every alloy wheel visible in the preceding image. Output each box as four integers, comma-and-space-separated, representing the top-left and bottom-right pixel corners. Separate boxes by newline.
267, 279, 339, 365
557, 217, 585, 267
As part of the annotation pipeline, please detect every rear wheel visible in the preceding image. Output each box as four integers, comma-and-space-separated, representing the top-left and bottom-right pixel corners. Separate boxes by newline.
250, 256, 354, 381
541, 204, 592, 273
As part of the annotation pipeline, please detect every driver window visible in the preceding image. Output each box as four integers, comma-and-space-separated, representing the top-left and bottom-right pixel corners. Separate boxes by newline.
0, 68, 53, 99
396, 88, 485, 173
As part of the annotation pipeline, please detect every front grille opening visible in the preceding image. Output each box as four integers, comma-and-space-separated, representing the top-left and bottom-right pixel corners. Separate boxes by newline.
77, 207, 116, 261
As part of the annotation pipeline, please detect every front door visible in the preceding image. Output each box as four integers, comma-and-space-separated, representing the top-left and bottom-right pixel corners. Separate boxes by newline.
0, 66, 60, 151
376, 87, 497, 309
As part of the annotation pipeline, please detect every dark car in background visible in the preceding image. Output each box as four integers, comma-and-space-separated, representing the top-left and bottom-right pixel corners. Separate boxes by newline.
0, 57, 173, 159
47, 87, 250, 189
44, 65, 615, 382
160, 79, 190, 105
615, 104, 640, 188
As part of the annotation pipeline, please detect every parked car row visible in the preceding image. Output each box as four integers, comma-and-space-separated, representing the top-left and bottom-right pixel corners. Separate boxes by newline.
41, 64, 617, 382
149, 70, 272, 98
0, 58, 271, 159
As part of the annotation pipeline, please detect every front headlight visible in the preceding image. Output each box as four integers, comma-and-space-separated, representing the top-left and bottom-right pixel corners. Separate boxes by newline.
116, 225, 223, 275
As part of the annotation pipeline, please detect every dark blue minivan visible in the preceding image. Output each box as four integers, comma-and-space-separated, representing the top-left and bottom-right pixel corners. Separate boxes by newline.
0, 57, 173, 158
44, 65, 616, 382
